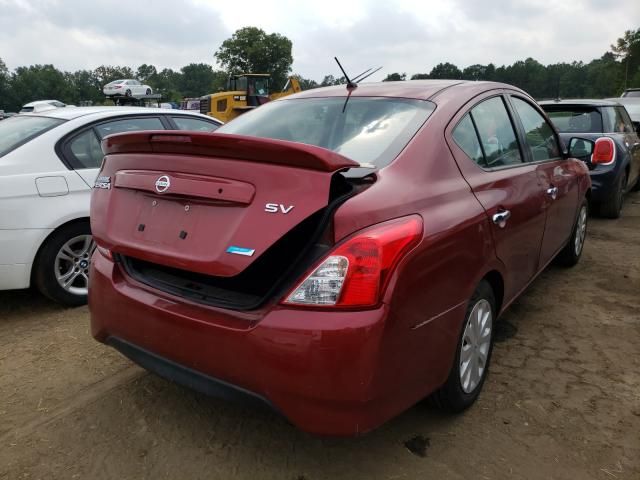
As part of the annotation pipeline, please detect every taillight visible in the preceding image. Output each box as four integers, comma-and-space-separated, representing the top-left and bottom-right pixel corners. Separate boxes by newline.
284, 215, 423, 308
591, 137, 615, 165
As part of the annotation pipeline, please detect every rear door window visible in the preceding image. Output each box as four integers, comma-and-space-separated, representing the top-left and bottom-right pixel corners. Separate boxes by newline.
69, 129, 104, 169
511, 97, 561, 162
469, 97, 523, 168
171, 116, 220, 132
95, 117, 164, 138
452, 114, 485, 167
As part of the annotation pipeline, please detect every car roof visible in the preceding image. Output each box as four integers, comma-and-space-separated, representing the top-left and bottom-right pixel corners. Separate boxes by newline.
20, 106, 218, 122
287, 80, 517, 101
539, 99, 620, 107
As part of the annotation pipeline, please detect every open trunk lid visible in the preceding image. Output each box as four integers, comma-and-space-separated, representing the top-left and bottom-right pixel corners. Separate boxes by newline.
91, 131, 359, 278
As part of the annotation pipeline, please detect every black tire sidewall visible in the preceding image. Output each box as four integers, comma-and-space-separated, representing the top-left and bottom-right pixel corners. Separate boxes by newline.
33, 222, 91, 307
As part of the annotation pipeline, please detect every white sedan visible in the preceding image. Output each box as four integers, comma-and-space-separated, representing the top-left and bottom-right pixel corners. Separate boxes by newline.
103, 79, 153, 97
0, 107, 221, 305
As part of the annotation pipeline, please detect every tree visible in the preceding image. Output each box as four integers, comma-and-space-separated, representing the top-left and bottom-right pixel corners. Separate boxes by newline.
429, 62, 462, 79
9, 65, 72, 110
214, 27, 293, 90
383, 72, 406, 81
177, 63, 222, 97
291, 74, 318, 90
136, 64, 157, 83
0, 58, 10, 110
320, 75, 345, 86
410, 73, 430, 80
611, 29, 640, 90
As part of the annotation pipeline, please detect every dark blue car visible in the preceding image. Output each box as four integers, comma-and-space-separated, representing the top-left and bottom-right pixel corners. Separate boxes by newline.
540, 99, 640, 218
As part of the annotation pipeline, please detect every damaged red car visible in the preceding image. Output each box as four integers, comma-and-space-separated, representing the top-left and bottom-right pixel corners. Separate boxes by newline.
89, 80, 592, 436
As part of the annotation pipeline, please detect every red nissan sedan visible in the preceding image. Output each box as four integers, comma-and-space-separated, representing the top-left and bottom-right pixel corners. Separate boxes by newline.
89, 81, 592, 436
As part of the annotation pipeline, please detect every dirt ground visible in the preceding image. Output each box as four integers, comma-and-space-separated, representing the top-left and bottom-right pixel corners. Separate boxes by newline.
1, 193, 639, 480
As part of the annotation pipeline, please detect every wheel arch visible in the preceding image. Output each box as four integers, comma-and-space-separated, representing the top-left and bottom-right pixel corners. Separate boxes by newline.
30, 216, 91, 281
483, 270, 504, 317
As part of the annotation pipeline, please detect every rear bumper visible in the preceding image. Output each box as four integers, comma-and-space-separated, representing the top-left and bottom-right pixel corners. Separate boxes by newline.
589, 165, 620, 202
90, 253, 396, 436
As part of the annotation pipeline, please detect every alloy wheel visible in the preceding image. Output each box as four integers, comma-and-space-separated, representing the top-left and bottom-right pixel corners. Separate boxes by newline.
459, 299, 493, 394
54, 234, 96, 296
574, 205, 587, 256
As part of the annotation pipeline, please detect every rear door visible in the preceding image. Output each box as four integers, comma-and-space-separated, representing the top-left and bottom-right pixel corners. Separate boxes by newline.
508, 95, 578, 267
448, 94, 547, 303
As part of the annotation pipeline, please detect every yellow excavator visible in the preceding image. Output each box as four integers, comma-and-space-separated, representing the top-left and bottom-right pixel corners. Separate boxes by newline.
200, 74, 302, 123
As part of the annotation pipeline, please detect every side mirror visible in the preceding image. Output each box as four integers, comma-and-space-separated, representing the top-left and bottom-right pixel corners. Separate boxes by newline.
567, 137, 594, 160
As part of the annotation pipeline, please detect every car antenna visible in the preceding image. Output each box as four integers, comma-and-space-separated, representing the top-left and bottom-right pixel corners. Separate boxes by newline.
334, 57, 383, 113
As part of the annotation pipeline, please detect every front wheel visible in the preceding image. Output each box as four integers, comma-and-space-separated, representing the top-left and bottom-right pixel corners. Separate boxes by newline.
33, 222, 95, 306
431, 280, 495, 412
557, 200, 588, 267
125, 89, 132, 97
145, 88, 152, 95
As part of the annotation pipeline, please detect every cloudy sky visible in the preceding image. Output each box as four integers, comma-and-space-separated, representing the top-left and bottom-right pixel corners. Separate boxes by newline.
0, 0, 638, 81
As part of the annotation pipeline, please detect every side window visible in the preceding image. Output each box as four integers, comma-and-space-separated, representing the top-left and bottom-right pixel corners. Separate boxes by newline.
511, 97, 561, 161
95, 117, 164, 138
69, 129, 104, 169
171, 116, 220, 132
470, 97, 523, 168
452, 114, 485, 167
614, 107, 634, 133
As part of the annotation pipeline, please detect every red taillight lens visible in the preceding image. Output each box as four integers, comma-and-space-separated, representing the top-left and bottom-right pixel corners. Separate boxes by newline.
591, 137, 615, 165
284, 215, 423, 308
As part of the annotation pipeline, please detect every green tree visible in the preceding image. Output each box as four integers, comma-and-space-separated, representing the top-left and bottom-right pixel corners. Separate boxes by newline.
320, 74, 345, 86
214, 26, 293, 90
429, 62, 462, 79
410, 73, 430, 80
611, 28, 640, 90
178, 63, 218, 97
9, 65, 72, 110
136, 64, 157, 83
383, 72, 406, 81
291, 74, 318, 90
0, 58, 10, 110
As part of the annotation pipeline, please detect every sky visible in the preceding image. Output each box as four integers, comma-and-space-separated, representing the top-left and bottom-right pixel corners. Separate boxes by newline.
0, 0, 638, 82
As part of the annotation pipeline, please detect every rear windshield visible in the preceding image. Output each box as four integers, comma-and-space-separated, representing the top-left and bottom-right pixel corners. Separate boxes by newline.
216, 97, 435, 169
544, 107, 603, 133
0, 116, 65, 157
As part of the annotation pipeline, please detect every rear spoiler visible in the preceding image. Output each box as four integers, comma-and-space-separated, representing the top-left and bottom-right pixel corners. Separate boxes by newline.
101, 131, 360, 173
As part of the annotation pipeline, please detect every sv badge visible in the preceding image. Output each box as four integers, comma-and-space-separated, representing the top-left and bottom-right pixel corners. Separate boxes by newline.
265, 203, 294, 214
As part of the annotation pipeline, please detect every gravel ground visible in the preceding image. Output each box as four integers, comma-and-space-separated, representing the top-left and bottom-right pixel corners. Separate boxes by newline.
1, 192, 639, 480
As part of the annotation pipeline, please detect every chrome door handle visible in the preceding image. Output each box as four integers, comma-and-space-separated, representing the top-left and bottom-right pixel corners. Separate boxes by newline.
492, 210, 511, 228
547, 186, 558, 200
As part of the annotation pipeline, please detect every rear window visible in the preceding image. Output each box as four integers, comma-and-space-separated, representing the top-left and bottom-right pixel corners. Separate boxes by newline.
0, 116, 64, 157
544, 107, 603, 133
216, 97, 435, 169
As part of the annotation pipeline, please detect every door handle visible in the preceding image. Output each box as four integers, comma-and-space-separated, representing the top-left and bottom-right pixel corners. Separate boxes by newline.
492, 210, 511, 228
546, 186, 558, 200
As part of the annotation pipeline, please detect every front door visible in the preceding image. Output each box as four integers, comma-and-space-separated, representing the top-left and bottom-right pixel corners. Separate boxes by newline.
508, 96, 579, 266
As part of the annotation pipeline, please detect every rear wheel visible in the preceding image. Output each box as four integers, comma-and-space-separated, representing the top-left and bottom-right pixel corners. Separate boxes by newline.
557, 199, 588, 267
599, 171, 626, 219
33, 222, 95, 306
431, 280, 495, 412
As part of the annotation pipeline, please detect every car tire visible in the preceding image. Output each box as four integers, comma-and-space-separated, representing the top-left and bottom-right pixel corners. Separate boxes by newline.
146, 88, 152, 95
556, 199, 588, 267
125, 89, 132, 97
33, 222, 95, 307
599, 171, 627, 219
431, 280, 495, 412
